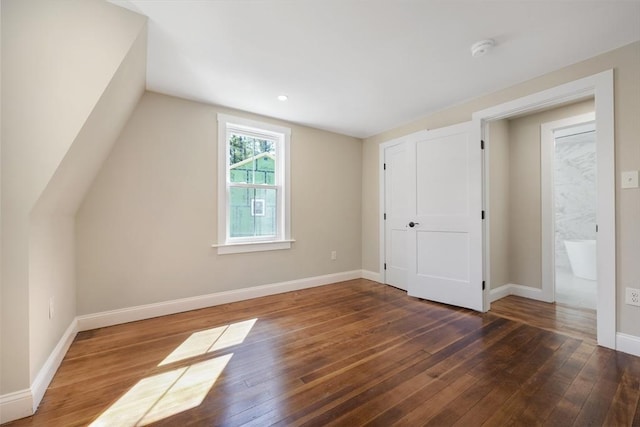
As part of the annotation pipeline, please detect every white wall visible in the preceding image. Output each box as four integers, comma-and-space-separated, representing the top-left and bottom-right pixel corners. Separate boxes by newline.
363, 42, 640, 337
1, 0, 147, 407
76, 92, 363, 314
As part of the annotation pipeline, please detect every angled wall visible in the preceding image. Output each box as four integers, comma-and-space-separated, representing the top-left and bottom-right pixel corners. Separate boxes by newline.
1, 0, 146, 421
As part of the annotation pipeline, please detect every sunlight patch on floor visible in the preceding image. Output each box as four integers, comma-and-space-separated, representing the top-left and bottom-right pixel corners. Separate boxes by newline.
90, 354, 232, 426
160, 318, 257, 366
89, 318, 258, 426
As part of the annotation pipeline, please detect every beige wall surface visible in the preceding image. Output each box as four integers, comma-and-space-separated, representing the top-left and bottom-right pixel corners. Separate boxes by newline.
28, 29, 148, 384
363, 42, 640, 336
1, 0, 146, 395
76, 92, 363, 314
507, 100, 594, 289
488, 120, 510, 289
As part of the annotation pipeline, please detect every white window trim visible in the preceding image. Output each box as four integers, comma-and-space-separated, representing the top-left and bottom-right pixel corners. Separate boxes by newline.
214, 113, 292, 254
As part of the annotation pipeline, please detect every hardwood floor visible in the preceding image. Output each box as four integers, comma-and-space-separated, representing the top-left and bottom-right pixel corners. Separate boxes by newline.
5, 280, 639, 426
490, 295, 597, 345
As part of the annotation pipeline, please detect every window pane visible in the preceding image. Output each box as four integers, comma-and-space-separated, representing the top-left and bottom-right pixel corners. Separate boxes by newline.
229, 133, 276, 184
229, 187, 277, 238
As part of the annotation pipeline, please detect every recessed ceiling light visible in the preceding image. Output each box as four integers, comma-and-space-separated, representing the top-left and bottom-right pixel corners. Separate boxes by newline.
471, 39, 495, 58
277, 95, 288, 101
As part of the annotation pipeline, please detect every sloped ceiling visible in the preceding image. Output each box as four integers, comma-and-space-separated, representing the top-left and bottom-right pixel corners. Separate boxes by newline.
110, 0, 640, 138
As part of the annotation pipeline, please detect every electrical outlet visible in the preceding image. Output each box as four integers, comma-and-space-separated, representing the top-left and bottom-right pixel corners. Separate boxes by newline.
49, 297, 55, 319
621, 171, 639, 189
626, 288, 640, 306
331, 250, 337, 260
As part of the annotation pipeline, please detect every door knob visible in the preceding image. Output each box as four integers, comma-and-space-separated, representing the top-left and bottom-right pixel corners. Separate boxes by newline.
408, 221, 419, 228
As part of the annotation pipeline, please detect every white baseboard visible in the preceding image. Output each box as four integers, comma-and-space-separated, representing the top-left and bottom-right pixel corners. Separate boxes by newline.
489, 284, 512, 302
509, 283, 548, 301
77, 270, 362, 331
361, 270, 382, 283
0, 389, 33, 425
0, 319, 79, 424
31, 319, 78, 412
489, 283, 549, 303
616, 332, 640, 357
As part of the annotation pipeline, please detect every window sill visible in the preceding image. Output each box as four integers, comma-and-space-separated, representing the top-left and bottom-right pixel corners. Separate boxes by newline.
212, 239, 295, 255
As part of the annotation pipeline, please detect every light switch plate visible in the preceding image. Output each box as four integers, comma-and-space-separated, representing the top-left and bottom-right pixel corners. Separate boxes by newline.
621, 170, 639, 189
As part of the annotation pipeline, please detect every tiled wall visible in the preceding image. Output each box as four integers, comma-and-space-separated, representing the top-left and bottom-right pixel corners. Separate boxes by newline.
554, 129, 597, 268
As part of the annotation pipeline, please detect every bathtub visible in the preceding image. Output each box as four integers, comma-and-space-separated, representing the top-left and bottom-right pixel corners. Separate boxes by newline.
564, 239, 597, 281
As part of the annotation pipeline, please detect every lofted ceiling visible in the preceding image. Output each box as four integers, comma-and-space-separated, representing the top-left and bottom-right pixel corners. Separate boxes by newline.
109, 1, 640, 138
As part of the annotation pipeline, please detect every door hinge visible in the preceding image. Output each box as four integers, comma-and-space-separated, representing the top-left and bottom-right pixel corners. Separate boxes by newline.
383, 163, 386, 170
384, 213, 387, 220
482, 280, 486, 290
481, 140, 485, 150
384, 263, 387, 270
596, 224, 598, 232
481, 210, 485, 220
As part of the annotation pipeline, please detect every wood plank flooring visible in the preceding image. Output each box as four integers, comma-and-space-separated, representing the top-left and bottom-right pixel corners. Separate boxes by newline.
4, 280, 639, 426
490, 295, 597, 345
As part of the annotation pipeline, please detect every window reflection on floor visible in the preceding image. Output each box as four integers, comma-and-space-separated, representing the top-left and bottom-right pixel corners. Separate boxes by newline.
89, 319, 257, 426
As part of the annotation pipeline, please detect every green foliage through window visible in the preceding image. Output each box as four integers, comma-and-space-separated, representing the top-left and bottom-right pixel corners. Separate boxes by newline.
229, 134, 275, 165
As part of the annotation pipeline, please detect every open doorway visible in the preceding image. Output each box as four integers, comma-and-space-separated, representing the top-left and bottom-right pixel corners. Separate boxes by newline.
541, 113, 597, 311
475, 70, 615, 349
485, 100, 597, 341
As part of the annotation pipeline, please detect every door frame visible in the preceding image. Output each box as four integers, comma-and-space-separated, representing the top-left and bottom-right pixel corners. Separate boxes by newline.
540, 112, 596, 303
475, 69, 615, 349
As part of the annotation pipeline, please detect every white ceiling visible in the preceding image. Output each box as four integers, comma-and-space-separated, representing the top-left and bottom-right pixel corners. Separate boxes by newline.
109, 1, 640, 138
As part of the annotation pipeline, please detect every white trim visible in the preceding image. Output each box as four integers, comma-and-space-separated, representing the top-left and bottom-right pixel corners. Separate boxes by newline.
540, 113, 595, 303
489, 283, 547, 302
361, 270, 382, 283
616, 333, 640, 357
508, 283, 547, 301
593, 70, 616, 350
489, 284, 511, 302
481, 123, 491, 311
378, 140, 389, 285
217, 113, 292, 137
1, 320, 78, 424
30, 319, 78, 412
77, 270, 362, 331
475, 69, 616, 350
212, 239, 295, 254
0, 389, 33, 424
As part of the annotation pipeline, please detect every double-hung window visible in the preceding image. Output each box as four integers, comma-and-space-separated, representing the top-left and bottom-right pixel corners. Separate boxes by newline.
215, 114, 292, 254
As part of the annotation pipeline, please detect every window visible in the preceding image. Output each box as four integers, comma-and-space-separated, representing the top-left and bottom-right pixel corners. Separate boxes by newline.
215, 114, 292, 254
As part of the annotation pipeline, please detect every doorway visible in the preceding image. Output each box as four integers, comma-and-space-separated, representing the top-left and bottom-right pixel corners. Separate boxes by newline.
541, 113, 597, 310
476, 70, 615, 348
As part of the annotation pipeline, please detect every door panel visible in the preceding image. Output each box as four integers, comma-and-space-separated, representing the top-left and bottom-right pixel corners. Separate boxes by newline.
416, 231, 469, 282
384, 142, 410, 290
416, 135, 469, 216
407, 121, 483, 311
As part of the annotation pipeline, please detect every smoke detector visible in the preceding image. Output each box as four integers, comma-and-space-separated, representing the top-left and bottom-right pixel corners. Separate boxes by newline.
471, 39, 495, 58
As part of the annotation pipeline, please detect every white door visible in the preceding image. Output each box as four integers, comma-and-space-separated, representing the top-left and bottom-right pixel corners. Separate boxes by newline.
383, 141, 411, 290
406, 122, 484, 311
